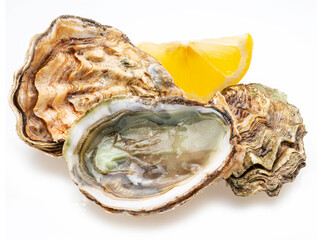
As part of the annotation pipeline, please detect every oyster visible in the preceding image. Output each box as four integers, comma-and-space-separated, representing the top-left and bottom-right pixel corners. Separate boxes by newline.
10, 15, 183, 156
63, 96, 241, 214
210, 84, 307, 196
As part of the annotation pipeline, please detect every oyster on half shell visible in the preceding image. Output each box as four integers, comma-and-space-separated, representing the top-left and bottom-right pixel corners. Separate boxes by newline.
63, 96, 241, 214
10, 15, 183, 156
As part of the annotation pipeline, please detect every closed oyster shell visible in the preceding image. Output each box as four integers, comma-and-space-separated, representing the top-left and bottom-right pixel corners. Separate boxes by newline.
210, 83, 306, 196
10, 15, 183, 156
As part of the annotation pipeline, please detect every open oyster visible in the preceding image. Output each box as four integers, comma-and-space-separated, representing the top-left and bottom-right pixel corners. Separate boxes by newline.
210, 84, 307, 196
63, 96, 242, 214
10, 15, 183, 156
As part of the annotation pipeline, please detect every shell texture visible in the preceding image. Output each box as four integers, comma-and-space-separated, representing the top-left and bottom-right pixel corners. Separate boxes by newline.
10, 15, 184, 156
210, 83, 306, 196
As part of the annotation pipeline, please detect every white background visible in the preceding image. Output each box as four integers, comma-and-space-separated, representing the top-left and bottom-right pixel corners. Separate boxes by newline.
2, 0, 317, 239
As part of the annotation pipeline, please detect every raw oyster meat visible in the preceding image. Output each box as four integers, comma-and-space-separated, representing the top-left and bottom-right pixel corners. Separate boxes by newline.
63, 96, 241, 214
10, 15, 183, 156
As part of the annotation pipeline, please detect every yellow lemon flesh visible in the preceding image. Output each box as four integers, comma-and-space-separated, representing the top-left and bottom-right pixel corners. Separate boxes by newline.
138, 34, 253, 102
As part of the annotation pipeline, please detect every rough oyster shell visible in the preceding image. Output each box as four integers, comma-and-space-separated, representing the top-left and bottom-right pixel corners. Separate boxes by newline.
10, 15, 183, 156
210, 83, 306, 196
63, 96, 241, 215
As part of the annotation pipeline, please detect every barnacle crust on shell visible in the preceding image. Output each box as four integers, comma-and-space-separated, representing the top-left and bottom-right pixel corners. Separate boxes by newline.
10, 15, 184, 156
210, 83, 306, 197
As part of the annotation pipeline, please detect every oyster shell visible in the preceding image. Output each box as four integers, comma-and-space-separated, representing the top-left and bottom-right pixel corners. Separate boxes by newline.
63, 96, 241, 214
10, 15, 183, 156
210, 83, 307, 196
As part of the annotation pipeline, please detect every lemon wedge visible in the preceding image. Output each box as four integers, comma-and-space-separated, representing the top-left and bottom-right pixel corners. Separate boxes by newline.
138, 34, 253, 102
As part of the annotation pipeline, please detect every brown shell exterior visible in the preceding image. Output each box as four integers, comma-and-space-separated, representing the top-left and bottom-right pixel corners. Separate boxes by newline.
10, 15, 184, 156
210, 83, 306, 197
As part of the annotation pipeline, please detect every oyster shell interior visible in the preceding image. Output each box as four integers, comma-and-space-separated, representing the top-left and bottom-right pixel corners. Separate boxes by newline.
64, 97, 234, 214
